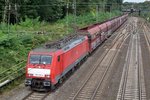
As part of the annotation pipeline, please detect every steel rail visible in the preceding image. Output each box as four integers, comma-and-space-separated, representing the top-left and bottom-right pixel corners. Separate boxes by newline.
119, 20, 135, 100
22, 91, 51, 100
22, 91, 34, 100
137, 33, 142, 100
143, 23, 150, 52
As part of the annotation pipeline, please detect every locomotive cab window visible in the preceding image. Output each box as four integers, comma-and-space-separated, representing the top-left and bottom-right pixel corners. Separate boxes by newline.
58, 56, 60, 62
30, 54, 52, 64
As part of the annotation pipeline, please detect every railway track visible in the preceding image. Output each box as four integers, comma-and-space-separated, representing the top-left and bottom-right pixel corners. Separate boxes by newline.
117, 17, 146, 100
22, 91, 50, 100
67, 21, 130, 100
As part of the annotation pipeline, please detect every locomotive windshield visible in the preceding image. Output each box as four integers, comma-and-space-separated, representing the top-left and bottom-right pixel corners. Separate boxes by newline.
30, 55, 52, 64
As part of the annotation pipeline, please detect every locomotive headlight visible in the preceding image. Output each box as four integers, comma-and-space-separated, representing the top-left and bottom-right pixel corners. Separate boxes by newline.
45, 70, 51, 78
45, 74, 50, 78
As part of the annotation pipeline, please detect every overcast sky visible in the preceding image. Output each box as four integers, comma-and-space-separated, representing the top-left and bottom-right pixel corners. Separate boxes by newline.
124, 0, 145, 3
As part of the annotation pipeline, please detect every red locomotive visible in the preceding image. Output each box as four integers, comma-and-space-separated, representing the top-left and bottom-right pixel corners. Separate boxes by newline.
25, 14, 128, 91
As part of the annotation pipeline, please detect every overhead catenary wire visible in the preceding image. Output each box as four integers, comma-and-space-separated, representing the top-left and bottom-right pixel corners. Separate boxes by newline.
0, 3, 124, 8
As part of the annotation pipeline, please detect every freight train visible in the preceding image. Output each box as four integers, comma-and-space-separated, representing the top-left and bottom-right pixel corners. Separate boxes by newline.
25, 14, 128, 91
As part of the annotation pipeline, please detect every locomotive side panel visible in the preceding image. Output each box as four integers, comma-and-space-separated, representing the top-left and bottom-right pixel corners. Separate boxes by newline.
62, 38, 89, 71
51, 37, 89, 84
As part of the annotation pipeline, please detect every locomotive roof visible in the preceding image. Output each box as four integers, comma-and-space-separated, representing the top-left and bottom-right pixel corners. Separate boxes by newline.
32, 47, 57, 52
31, 34, 85, 53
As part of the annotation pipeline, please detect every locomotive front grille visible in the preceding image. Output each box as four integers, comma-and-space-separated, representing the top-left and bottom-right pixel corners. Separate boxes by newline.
32, 79, 44, 88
